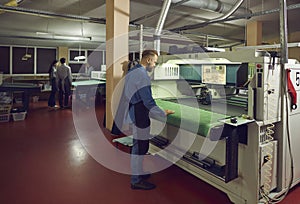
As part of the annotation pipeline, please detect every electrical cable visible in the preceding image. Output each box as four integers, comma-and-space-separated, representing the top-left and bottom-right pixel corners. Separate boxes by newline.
263, 124, 275, 194
265, 84, 294, 203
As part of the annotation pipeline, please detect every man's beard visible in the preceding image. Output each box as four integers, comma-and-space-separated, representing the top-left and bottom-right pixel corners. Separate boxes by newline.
146, 66, 153, 72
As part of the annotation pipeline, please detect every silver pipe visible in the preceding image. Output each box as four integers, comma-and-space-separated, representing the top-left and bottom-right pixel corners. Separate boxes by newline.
171, 3, 300, 32
131, 0, 251, 25
154, 0, 172, 55
171, 0, 251, 16
280, 0, 288, 64
0, 5, 106, 24
155, 0, 172, 38
181, 0, 243, 34
206, 0, 244, 24
130, 0, 191, 24
140, 24, 143, 60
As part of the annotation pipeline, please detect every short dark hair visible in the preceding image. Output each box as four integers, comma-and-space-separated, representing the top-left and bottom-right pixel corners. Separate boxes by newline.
60, 57, 66, 64
142, 50, 158, 59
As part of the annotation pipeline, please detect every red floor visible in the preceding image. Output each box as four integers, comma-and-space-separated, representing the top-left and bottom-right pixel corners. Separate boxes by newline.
0, 101, 299, 204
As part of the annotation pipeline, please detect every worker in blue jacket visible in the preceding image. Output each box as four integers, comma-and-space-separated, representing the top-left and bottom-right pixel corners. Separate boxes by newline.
123, 50, 174, 190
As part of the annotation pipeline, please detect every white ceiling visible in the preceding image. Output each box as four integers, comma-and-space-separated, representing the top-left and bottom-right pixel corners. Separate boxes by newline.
0, 0, 299, 51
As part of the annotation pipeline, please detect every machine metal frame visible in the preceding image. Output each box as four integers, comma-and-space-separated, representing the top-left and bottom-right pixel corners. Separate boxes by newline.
149, 49, 300, 203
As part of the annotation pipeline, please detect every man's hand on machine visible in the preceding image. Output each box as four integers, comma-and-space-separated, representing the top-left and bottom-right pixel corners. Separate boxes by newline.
165, 109, 175, 115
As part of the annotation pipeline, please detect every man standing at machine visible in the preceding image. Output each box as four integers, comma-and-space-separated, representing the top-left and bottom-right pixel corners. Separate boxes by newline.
124, 50, 174, 190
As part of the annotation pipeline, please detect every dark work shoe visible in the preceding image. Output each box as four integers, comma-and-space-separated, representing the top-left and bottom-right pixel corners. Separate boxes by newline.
131, 180, 156, 190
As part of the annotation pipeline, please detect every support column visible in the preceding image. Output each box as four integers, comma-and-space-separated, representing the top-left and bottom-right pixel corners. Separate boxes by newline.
58, 46, 68, 62
106, 0, 129, 130
246, 21, 262, 46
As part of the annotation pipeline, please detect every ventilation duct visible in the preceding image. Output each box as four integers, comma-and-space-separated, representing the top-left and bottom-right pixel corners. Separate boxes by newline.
172, 0, 245, 31
171, 0, 251, 16
0, 4, 105, 23
154, 0, 247, 51
154, 0, 172, 55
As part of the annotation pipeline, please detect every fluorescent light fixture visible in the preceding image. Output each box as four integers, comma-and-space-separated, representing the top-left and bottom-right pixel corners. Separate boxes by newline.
23, 54, 31, 58
36, 31, 51, 35
53, 35, 92, 41
74, 56, 86, 61
22, 54, 31, 61
22, 52, 31, 61
205, 47, 225, 52
237, 42, 300, 49
36, 32, 92, 41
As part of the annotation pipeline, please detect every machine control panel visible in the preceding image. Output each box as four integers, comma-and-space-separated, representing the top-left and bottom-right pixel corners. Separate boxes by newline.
219, 116, 254, 127
202, 64, 226, 85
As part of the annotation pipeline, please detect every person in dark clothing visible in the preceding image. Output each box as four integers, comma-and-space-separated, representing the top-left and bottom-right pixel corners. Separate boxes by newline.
124, 50, 174, 190
47, 60, 59, 109
56, 57, 73, 109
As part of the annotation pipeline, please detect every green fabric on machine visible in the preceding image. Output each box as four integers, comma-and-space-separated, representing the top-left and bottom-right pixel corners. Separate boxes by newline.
155, 99, 228, 137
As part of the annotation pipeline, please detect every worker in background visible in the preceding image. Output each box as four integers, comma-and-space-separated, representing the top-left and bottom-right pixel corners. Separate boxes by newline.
47, 59, 59, 109
127, 59, 139, 72
124, 50, 174, 190
56, 57, 72, 109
